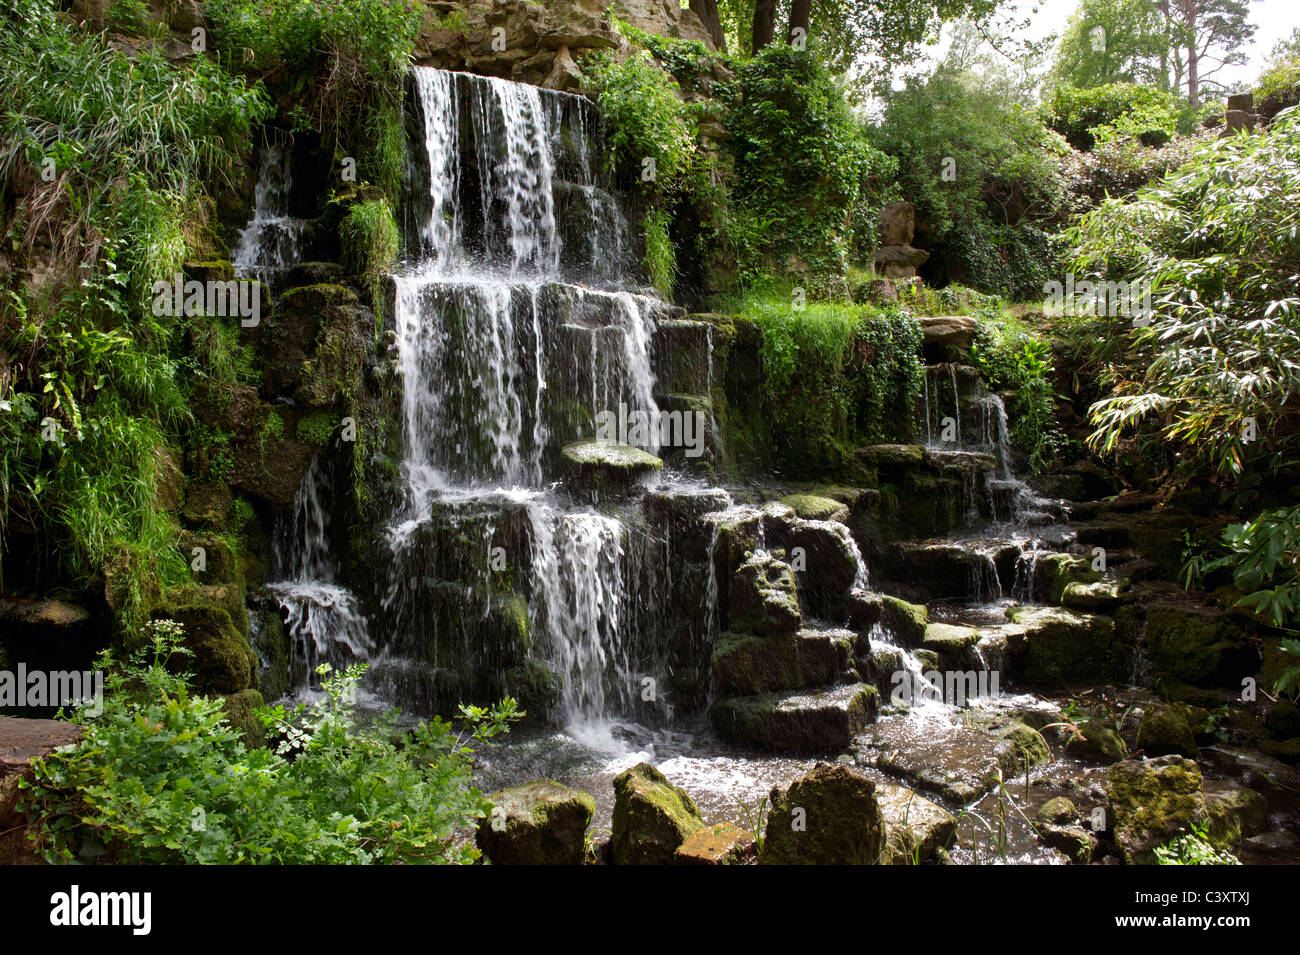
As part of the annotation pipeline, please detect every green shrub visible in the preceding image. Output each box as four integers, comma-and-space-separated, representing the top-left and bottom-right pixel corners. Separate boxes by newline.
582, 48, 696, 189
643, 208, 677, 298
873, 68, 1067, 238
730, 46, 895, 281
1044, 83, 1180, 151
1067, 107, 1300, 484
339, 197, 400, 316
20, 621, 521, 864
970, 313, 1067, 472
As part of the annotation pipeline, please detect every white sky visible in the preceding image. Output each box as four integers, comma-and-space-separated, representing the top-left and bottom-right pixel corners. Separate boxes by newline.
945, 0, 1300, 87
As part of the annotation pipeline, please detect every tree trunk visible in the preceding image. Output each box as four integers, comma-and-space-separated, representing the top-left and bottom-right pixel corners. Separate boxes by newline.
690, 0, 726, 52
753, 0, 778, 53
1185, 1, 1199, 106
788, 0, 812, 45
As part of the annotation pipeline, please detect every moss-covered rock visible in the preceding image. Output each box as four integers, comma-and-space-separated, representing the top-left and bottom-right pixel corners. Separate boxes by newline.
760, 762, 884, 865
674, 822, 757, 865
610, 763, 704, 865
1004, 606, 1122, 688
1144, 602, 1255, 688
780, 493, 849, 523
475, 778, 596, 865
561, 439, 663, 492
991, 721, 1051, 768
1136, 704, 1199, 758
181, 481, 233, 530
921, 622, 983, 670
1037, 796, 1079, 826
710, 683, 877, 752
1104, 755, 1209, 864
1064, 717, 1128, 763
710, 631, 798, 696
876, 781, 956, 864
879, 594, 927, 647
1061, 579, 1123, 612
1038, 824, 1096, 864
1203, 780, 1268, 848
728, 551, 801, 636
151, 599, 257, 694
220, 688, 266, 748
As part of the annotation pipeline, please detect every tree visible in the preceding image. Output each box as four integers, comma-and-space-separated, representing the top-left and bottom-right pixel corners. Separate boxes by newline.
1050, 0, 1169, 90
690, 0, 726, 50
1164, 0, 1257, 106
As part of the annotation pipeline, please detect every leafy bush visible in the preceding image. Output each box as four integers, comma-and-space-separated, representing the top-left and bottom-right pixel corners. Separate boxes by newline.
1044, 83, 1180, 151
581, 48, 696, 190
970, 313, 1067, 471
21, 621, 520, 864
643, 208, 677, 298
872, 68, 1067, 243
1189, 506, 1300, 634
944, 220, 1061, 301
339, 197, 400, 317
1068, 107, 1300, 483
730, 46, 896, 280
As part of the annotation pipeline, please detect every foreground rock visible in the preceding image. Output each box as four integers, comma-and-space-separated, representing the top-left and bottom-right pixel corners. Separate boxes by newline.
855, 719, 1027, 803
1104, 756, 1209, 864
475, 778, 596, 865
876, 781, 957, 864
760, 763, 884, 865
675, 822, 757, 865
1, 716, 82, 864
610, 763, 704, 865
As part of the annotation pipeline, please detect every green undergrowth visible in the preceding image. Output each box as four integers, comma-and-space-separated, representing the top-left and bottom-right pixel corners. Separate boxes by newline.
20, 621, 522, 864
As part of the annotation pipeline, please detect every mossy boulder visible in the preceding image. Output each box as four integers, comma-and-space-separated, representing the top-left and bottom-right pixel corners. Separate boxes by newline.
878, 595, 928, 647
674, 822, 757, 865
710, 684, 877, 753
711, 629, 848, 696
1136, 704, 1199, 758
760, 763, 884, 865
220, 688, 266, 748
1064, 717, 1128, 764
181, 481, 233, 530
990, 721, 1051, 768
728, 552, 801, 636
921, 622, 983, 670
780, 493, 849, 523
1061, 579, 1123, 612
1037, 796, 1079, 826
475, 778, 596, 865
1104, 755, 1209, 864
1144, 602, 1255, 688
561, 439, 663, 492
1004, 606, 1122, 688
1031, 552, 1099, 603
152, 599, 257, 694
1038, 824, 1096, 864
1203, 780, 1268, 848
610, 763, 704, 865
876, 781, 956, 864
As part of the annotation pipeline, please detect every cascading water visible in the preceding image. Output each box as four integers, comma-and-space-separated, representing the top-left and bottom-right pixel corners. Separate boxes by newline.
381, 67, 674, 736
232, 136, 305, 283
267, 454, 373, 691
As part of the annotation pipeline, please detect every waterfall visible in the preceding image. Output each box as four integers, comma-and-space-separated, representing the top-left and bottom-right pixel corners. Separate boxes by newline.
381, 67, 674, 730
232, 136, 304, 282
267, 454, 373, 691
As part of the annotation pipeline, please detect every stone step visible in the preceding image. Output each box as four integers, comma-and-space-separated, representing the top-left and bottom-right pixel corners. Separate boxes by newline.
709, 683, 878, 753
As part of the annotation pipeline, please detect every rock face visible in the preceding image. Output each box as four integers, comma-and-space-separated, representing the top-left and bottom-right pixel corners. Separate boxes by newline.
760, 763, 884, 865
917, 315, 979, 350
475, 778, 596, 865
729, 552, 802, 636
610, 763, 704, 865
1004, 606, 1122, 688
413, 0, 716, 88
1104, 755, 1208, 864
873, 201, 929, 278
1, 716, 82, 864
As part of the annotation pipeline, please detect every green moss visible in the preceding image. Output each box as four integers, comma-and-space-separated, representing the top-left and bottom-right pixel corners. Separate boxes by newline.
780, 493, 848, 522
760, 763, 884, 865
610, 763, 704, 865
296, 411, 339, 447
711, 631, 801, 696
992, 721, 1051, 768
475, 779, 595, 865
1136, 704, 1199, 758
1065, 717, 1128, 763
1105, 756, 1208, 864
220, 688, 266, 748
880, 595, 928, 646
